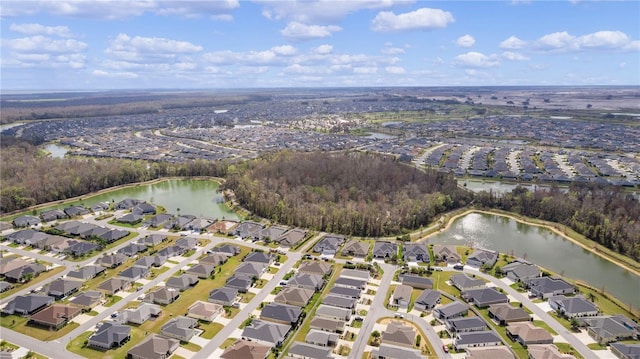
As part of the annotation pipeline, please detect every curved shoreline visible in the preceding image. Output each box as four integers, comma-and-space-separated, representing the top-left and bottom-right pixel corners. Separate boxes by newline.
420, 208, 640, 278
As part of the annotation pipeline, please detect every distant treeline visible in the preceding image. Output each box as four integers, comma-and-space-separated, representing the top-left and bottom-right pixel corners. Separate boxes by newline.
475, 184, 640, 261
222, 151, 473, 237
0, 140, 227, 213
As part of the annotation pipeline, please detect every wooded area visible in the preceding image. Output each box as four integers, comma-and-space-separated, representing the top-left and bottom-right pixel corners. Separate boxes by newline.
475, 184, 640, 261
223, 151, 473, 236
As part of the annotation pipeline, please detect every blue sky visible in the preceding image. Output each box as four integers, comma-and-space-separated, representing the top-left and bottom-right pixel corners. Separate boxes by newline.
1, 0, 639, 90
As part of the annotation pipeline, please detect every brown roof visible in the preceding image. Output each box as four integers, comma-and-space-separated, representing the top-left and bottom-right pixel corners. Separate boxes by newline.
29, 304, 81, 327
466, 347, 516, 359
382, 321, 416, 348
188, 301, 222, 318
221, 339, 270, 359
507, 322, 554, 342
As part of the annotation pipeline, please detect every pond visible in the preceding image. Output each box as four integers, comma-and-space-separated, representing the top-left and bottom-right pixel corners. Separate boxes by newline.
44, 143, 69, 158
427, 212, 640, 307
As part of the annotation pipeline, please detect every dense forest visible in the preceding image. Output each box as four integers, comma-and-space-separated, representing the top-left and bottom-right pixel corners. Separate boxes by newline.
475, 184, 640, 261
0, 140, 228, 213
223, 151, 473, 236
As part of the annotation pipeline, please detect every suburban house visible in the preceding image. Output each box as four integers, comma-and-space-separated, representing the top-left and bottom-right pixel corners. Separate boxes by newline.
187, 301, 223, 322
390, 284, 412, 310
610, 343, 640, 359
185, 263, 215, 279
328, 286, 361, 299
118, 266, 149, 282
45, 278, 82, 300
274, 287, 315, 307
372, 241, 398, 260
298, 261, 333, 277
288, 272, 325, 291
400, 274, 433, 289
139, 233, 168, 246
433, 244, 461, 264
506, 322, 554, 347
334, 277, 367, 290
288, 342, 334, 359
241, 319, 290, 346
64, 205, 90, 217
29, 304, 81, 330
450, 273, 486, 291
260, 302, 302, 325
340, 269, 371, 281
145, 287, 179, 305
160, 316, 198, 342
233, 221, 264, 240
524, 277, 576, 299
454, 331, 503, 351
69, 291, 104, 311
96, 254, 127, 268
207, 220, 239, 236
341, 240, 370, 258
527, 344, 577, 359
208, 287, 238, 306
501, 259, 541, 282
122, 303, 162, 325
40, 209, 67, 222
322, 295, 357, 310
12, 215, 41, 228
65, 241, 100, 258
488, 303, 531, 325
4, 230, 48, 246
4, 263, 46, 283
225, 273, 254, 293
414, 289, 441, 312
382, 321, 415, 348
313, 234, 345, 256
142, 215, 173, 229
166, 274, 199, 291
466, 347, 516, 359
315, 305, 351, 322
117, 212, 144, 224
549, 295, 599, 318
309, 317, 345, 334
402, 243, 430, 263
199, 253, 229, 267
234, 262, 267, 278
462, 287, 509, 308
127, 334, 180, 359
466, 249, 499, 268
2, 294, 53, 315
256, 225, 288, 242
0, 281, 11, 293
243, 251, 273, 265
275, 228, 307, 247
97, 278, 131, 295
433, 301, 469, 321
371, 343, 423, 359
132, 202, 157, 215
213, 244, 241, 256
0, 257, 29, 276
118, 243, 148, 257
446, 316, 488, 334
184, 217, 214, 232
115, 198, 144, 210
164, 215, 196, 230
581, 315, 639, 344
220, 339, 270, 359
88, 322, 131, 350
306, 329, 340, 347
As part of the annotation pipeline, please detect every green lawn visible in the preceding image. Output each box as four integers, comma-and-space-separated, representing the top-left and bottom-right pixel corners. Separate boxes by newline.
0, 314, 79, 341
219, 337, 237, 349
554, 342, 584, 359
532, 320, 558, 335
199, 321, 224, 339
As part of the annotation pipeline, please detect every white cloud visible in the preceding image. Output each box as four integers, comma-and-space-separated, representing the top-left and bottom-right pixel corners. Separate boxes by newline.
313, 44, 333, 54
92, 69, 138, 78
454, 51, 500, 68
385, 66, 406, 74
354, 66, 378, 74
455, 34, 475, 48
105, 33, 202, 62
501, 51, 529, 61
272, 45, 297, 56
260, 0, 406, 23
381, 44, 405, 55
500, 35, 526, 49
532, 30, 638, 52
211, 14, 233, 22
280, 22, 342, 40
4, 36, 87, 53
9, 23, 75, 38
371, 8, 454, 32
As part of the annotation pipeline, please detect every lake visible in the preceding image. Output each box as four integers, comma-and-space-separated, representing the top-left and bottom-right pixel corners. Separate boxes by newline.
428, 212, 640, 307
44, 143, 69, 158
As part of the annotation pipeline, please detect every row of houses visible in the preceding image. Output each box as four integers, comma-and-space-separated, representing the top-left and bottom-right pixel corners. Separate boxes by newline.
233, 221, 309, 247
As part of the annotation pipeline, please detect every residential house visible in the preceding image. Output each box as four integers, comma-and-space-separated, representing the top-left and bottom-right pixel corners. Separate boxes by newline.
225, 273, 254, 293
275, 228, 307, 247
334, 277, 367, 290
256, 225, 288, 242
142, 215, 173, 229
122, 303, 162, 325
309, 317, 345, 334
382, 321, 415, 348
340, 269, 370, 281
157, 245, 184, 258
488, 303, 531, 325
184, 217, 214, 232
260, 302, 302, 325
187, 301, 223, 322
2, 294, 53, 315
118, 266, 149, 282
454, 331, 503, 351
4, 262, 46, 283
65, 240, 100, 257
610, 343, 640, 359
207, 220, 239, 235
274, 287, 315, 307
507, 322, 554, 347
235, 262, 267, 278
115, 198, 144, 210
145, 287, 179, 305
462, 287, 509, 308
96, 254, 127, 268
29, 304, 81, 330
524, 277, 575, 299
403, 243, 430, 263
166, 274, 199, 292
90, 202, 110, 213
5, 229, 48, 246
313, 235, 345, 256
433, 244, 462, 264
40, 209, 67, 222
400, 274, 433, 290
446, 316, 488, 334
288, 272, 325, 291
213, 244, 241, 256
315, 305, 351, 322
549, 295, 599, 318
127, 334, 180, 359
321, 295, 357, 310
306, 329, 339, 347
328, 286, 361, 299
244, 251, 273, 265
288, 342, 334, 359
160, 316, 198, 342
241, 319, 290, 346
139, 233, 168, 246
581, 315, 638, 344
414, 289, 441, 312
0, 257, 29, 276
67, 265, 105, 281
501, 259, 541, 282
45, 278, 82, 300
70, 291, 104, 311
175, 237, 198, 251
97, 278, 131, 295
434, 301, 469, 321
117, 212, 144, 224
13, 215, 41, 228
371, 343, 423, 359
64, 205, 90, 217
199, 253, 228, 267
100, 229, 129, 243
372, 241, 398, 260
390, 284, 412, 310
88, 322, 131, 350
466, 347, 515, 359
0, 281, 12, 293
35, 235, 68, 251
220, 339, 270, 359
233, 221, 264, 240
132, 202, 157, 215
185, 263, 214, 279
208, 287, 238, 306
450, 274, 486, 291
341, 240, 370, 258
164, 215, 196, 230
298, 261, 332, 277
118, 243, 148, 257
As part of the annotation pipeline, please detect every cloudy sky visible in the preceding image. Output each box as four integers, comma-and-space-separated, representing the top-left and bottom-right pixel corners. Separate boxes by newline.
1, 0, 638, 90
